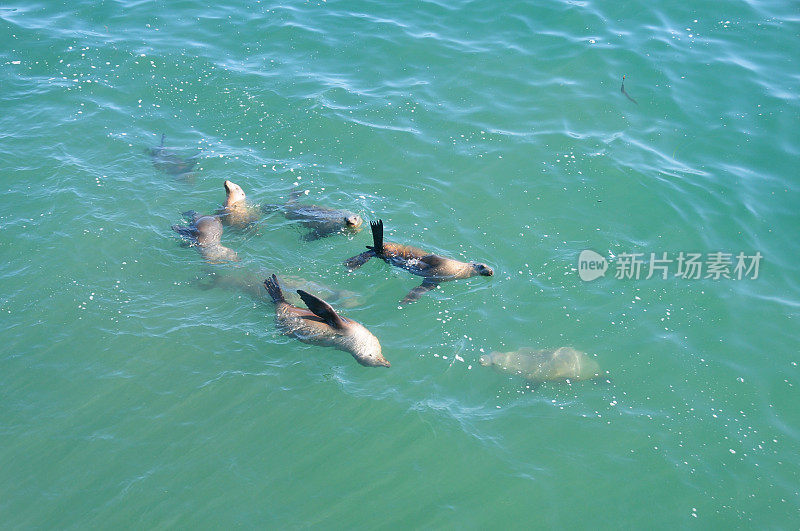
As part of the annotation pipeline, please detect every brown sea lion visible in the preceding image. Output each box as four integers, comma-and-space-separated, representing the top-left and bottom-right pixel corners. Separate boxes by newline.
171, 211, 239, 263
263, 274, 389, 367
149, 133, 200, 177
344, 219, 493, 304
217, 180, 260, 228
267, 189, 363, 240
480, 347, 601, 383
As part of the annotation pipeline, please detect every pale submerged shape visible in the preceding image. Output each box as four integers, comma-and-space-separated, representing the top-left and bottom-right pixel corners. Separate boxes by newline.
480, 347, 600, 382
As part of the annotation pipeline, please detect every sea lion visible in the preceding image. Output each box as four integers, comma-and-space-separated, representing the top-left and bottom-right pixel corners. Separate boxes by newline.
217, 180, 260, 228
197, 268, 365, 308
263, 274, 389, 367
344, 219, 494, 304
480, 347, 600, 383
171, 211, 239, 263
267, 189, 363, 240
149, 133, 200, 177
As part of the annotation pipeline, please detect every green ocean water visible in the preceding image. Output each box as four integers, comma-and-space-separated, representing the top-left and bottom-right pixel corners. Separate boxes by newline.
1, 0, 799, 527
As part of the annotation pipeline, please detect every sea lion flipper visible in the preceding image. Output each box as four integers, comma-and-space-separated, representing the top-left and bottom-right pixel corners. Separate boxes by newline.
367, 219, 384, 255
297, 290, 346, 330
344, 250, 376, 270
172, 224, 198, 241
420, 254, 443, 264
419, 254, 447, 269
400, 280, 439, 305
264, 274, 286, 303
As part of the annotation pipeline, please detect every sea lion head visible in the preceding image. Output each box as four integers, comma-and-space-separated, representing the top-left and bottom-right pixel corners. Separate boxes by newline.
346, 328, 390, 367
194, 215, 224, 245
344, 213, 363, 231
471, 262, 494, 276
480, 351, 510, 368
223, 180, 247, 206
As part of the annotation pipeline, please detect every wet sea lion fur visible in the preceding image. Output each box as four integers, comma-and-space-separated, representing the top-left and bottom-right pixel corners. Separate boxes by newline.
344, 219, 493, 304
171, 211, 239, 263
264, 274, 389, 368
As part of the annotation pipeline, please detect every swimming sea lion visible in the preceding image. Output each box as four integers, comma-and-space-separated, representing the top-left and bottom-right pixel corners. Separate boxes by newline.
217, 180, 260, 228
263, 274, 389, 367
171, 211, 239, 263
267, 189, 363, 240
344, 219, 494, 304
480, 347, 600, 383
149, 133, 200, 177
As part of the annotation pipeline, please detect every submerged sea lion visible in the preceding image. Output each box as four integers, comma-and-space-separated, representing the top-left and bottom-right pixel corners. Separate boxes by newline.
267, 189, 363, 240
197, 268, 365, 308
171, 211, 239, 263
264, 274, 389, 367
217, 180, 260, 228
480, 347, 600, 383
149, 133, 200, 177
344, 219, 494, 304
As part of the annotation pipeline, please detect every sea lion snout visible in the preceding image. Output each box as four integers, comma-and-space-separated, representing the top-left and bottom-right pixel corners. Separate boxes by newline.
354, 335, 390, 367
345, 214, 363, 229
356, 354, 391, 368
473, 263, 494, 276
223, 180, 247, 204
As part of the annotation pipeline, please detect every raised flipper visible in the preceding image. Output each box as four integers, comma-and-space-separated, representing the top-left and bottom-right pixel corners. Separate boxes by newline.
264, 274, 286, 303
148, 133, 166, 156
344, 249, 376, 270
400, 280, 439, 305
297, 290, 346, 330
366, 219, 384, 255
